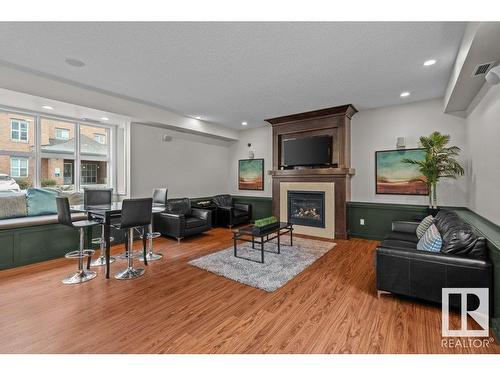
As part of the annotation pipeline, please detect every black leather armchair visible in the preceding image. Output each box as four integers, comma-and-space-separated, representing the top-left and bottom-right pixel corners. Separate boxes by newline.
376, 211, 492, 309
153, 198, 211, 242
212, 194, 252, 228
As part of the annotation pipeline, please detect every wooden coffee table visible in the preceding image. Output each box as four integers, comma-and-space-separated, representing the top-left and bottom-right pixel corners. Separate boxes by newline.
232, 222, 293, 263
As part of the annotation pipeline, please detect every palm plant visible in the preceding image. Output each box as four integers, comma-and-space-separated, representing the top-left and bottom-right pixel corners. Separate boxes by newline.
402, 131, 464, 209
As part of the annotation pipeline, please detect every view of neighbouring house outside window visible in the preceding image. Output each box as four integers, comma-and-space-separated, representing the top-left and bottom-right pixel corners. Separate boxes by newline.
80, 124, 109, 189
40, 117, 76, 191
0, 111, 35, 190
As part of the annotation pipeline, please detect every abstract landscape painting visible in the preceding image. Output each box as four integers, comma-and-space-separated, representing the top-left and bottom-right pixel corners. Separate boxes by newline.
375, 149, 428, 195
239, 158, 264, 190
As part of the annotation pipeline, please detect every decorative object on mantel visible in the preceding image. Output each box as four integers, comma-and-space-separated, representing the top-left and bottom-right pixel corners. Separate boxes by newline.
402, 131, 464, 211
189, 237, 336, 292
376, 148, 429, 196
238, 158, 264, 190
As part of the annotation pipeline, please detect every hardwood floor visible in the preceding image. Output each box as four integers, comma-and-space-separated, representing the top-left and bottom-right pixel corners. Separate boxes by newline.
0, 227, 498, 354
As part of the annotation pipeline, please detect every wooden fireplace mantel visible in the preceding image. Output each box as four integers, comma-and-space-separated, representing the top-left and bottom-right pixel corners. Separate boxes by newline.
266, 104, 357, 239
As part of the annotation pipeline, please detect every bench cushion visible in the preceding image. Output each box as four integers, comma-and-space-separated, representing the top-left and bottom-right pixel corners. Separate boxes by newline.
0, 212, 87, 230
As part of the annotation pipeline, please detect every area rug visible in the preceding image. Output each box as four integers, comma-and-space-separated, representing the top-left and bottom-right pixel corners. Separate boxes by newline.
188, 237, 336, 292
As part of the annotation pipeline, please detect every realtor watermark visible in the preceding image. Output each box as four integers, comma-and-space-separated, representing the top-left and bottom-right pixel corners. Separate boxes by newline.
441, 288, 492, 349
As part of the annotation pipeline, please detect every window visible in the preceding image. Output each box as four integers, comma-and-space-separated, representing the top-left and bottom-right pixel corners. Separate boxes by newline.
81, 163, 97, 184
11, 119, 29, 142
94, 133, 105, 144
55, 127, 70, 140
11, 157, 29, 178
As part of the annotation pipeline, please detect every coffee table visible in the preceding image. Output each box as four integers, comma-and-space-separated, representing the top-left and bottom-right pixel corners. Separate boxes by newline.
232, 222, 293, 263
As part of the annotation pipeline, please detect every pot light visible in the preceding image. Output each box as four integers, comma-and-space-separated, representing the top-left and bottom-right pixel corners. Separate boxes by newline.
65, 58, 86, 68
241, 121, 248, 126
100, 117, 109, 121
423, 59, 437, 66
42, 105, 54, 110
195, 116, 202, 120
400, 92, 410, 97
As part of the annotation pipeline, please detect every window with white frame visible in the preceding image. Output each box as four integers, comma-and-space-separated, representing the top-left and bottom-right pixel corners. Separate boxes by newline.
81, 163, 98, 184
55, 127, 70, 140
11, 119, 29, 142
11, 157, 29, 177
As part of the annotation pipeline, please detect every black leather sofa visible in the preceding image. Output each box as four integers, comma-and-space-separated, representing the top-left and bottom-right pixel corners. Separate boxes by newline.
153, 198, 211, 242
212, 194, 252, 228
376, 210, 492, 308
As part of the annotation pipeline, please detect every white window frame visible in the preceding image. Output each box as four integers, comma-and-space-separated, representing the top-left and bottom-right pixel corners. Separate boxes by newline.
55, 127, 70, 140
1, 106, 117, 192
10, 157, 29, 178
10, 119, 29, 142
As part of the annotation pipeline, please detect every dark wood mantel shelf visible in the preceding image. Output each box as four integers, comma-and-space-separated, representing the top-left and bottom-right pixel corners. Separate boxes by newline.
271, 168, 355, 177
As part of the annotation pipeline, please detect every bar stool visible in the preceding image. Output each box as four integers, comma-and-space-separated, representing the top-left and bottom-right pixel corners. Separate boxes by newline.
139, 188, 167, 262
83, 188, 116, 267
56, 197, 100, 284
114, 198, 152, 280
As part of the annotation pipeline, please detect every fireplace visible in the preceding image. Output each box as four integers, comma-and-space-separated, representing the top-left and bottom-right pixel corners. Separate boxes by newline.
287, 191, 325, 228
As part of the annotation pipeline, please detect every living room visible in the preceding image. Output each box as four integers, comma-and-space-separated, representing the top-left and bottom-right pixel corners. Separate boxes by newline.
1, 2, 500, 372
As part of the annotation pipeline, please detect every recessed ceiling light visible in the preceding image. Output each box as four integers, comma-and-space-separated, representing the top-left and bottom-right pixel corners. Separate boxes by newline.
65, 58, 86, 68
423, 59, 437, 66
100, 117, 109, 121
400, 92, 411, 97
42, 105, 54, 110
195, 116, 202, 120
242, 121, 248, 126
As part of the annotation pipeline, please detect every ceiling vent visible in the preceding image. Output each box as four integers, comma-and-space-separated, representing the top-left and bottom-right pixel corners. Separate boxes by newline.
472, 61, 496, 77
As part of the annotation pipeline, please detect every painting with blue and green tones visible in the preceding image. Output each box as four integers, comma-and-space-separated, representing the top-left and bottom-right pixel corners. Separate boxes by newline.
376, 148, 428, 195
238, 158, 264, 190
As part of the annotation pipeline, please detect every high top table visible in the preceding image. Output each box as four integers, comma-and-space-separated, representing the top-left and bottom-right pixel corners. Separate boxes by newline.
71, 202, 165, 279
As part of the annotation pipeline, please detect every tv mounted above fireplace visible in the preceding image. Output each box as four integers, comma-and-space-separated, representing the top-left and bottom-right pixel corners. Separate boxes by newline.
282, 135, 332, 167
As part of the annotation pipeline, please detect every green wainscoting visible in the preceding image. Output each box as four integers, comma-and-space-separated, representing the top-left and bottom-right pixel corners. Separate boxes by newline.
347, 201, 428, 240
0, 223, 98, 270
232, 195, 273, 221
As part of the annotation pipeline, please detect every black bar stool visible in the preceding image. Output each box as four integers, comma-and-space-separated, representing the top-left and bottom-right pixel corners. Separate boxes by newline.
114, 198, 153, 280
83, 188, 116, 267
139, 188, 167, 262
56, 197, 100, 284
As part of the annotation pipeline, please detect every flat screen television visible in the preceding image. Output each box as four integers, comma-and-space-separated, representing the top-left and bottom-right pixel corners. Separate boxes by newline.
282, 135, 332, 167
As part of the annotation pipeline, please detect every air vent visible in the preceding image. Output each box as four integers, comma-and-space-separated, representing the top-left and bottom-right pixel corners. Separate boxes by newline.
472, 61, 496, 77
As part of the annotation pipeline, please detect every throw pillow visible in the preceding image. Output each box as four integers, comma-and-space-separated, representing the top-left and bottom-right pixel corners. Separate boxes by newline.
417, 224, 442, 252
416, 215, 434, 239
26, 188, 58, 216
0, 192, 27, 219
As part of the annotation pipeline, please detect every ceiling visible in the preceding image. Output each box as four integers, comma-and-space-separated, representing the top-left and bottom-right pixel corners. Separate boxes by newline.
0, 22, 466, 129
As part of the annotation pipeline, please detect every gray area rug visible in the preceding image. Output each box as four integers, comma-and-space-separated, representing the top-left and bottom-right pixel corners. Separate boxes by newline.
188, 237, 336, 292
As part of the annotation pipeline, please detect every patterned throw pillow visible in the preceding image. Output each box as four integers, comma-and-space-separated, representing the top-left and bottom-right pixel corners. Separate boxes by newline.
416, 215, 434, 239
417, 224, 442, 252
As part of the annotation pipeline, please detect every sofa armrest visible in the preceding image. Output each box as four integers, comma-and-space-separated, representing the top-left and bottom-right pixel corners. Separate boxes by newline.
391, 221, 419, 234
234, 203, 250, 212
153, 213, 186, 238
377, 246, 491, 269
192, 208, 212, 226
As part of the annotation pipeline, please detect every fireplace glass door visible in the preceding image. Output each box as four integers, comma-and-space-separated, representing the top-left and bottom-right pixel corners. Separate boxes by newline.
287, 191, 325, 228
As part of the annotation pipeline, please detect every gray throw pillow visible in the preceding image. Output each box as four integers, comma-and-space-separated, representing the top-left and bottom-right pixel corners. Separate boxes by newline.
416, 215, 434, 239
0, 193, 28, 219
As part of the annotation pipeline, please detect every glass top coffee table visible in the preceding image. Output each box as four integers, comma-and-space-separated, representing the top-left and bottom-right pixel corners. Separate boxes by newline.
232, 222, 293, 263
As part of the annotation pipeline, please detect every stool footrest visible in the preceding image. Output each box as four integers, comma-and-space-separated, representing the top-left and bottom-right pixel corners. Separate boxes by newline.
140, 232, 161, 240
65, 249, 95, 259
91, 237, 115, 245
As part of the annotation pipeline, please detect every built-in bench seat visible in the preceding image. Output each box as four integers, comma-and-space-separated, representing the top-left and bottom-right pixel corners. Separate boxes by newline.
0, 212, 87, 230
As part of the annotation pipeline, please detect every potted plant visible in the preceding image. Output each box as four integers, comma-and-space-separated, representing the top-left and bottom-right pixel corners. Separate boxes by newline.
402, 131, 464, 215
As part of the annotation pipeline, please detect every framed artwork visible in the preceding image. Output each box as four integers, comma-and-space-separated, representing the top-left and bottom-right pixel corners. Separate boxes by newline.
238, 158, 264, 190
375, 148, 429, 195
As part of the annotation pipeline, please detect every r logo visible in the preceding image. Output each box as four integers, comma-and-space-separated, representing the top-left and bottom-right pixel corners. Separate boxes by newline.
442, 288, 489, 337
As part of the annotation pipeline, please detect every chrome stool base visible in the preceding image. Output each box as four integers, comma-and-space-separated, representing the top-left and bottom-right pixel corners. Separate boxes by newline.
114, 266, 145, 280
62, 269, 97, 284
140, 251, 163, 262
90, 255, 116, 267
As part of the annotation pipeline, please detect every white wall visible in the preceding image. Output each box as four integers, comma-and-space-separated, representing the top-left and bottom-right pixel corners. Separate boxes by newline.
130, 124, 230, 199
228, 126, 273, 197
351, 99, 468, 206
466, 84, 500, 225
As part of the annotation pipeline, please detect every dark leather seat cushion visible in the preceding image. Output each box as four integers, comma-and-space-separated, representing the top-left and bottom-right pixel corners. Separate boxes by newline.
385, 231, 419, 243
233, 208, 248, 218
379, 239, 417, 250
185, 216, 206, 229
